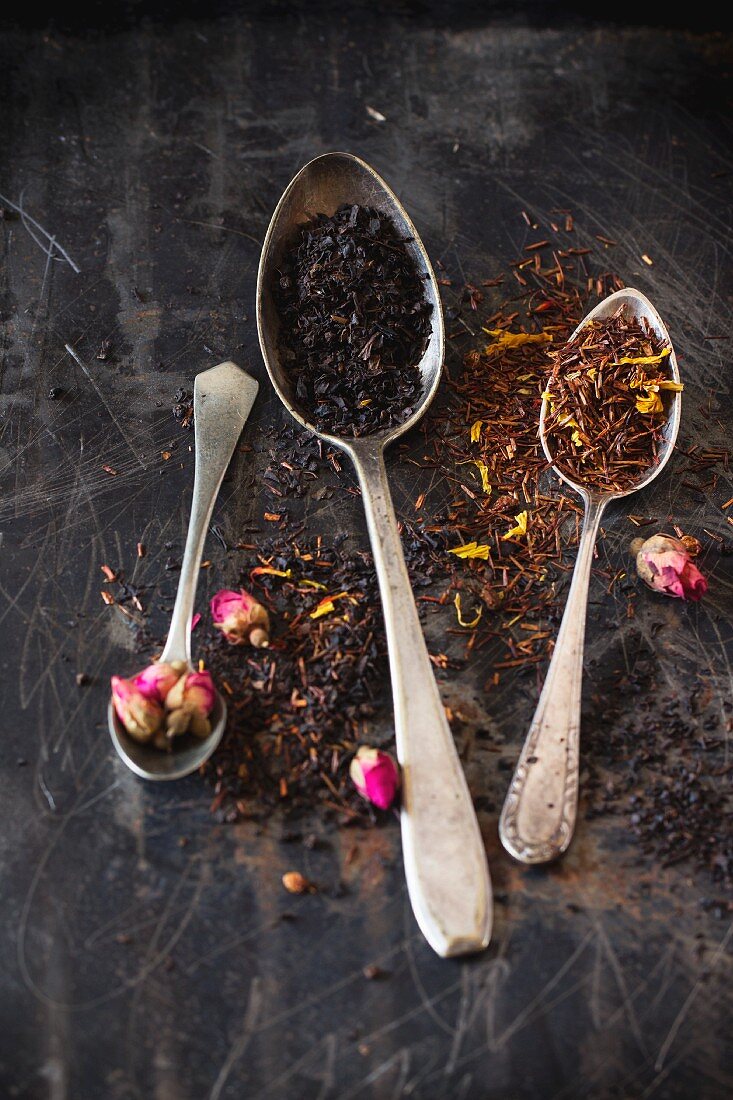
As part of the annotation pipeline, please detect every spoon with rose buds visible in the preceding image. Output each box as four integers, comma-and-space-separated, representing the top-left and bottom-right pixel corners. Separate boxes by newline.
257, 152, 492, 958
499, 288, 682, 864
108, 361, 259, 781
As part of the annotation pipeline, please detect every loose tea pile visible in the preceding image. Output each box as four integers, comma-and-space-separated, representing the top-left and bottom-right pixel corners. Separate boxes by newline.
543, 307, 682, 492
198, 533, 436, 820
584, 652, 731, 891
275, 203, 432, 436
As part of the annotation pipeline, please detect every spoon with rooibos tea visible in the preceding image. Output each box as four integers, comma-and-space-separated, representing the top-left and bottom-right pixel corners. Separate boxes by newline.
257, 152, 492, 957
499, 288, 682, 864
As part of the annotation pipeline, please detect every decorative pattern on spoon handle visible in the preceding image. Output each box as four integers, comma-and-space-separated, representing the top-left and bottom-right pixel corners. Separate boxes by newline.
499, 495, 606, 864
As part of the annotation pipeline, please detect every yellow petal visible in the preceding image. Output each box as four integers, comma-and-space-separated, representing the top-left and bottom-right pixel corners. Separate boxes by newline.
448, 541, 490, 560
473, 461, 492, 494
454, 593, 482, 629
309, 591, 350, 619
470, 420, 483, 442
571, 430, 584, 448
613, 348, 671, 367
635, 391, 664, 415
656, 379, 684, 392
502, 511, 529, 540
251, 566, 292, 579
483, 329, 553, 354
310, 600, 335, 619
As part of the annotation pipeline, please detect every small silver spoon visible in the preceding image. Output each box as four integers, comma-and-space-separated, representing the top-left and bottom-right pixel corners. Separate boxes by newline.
108, 361, 259, 781
499, 288, 682, 864
257, 152, 492, 957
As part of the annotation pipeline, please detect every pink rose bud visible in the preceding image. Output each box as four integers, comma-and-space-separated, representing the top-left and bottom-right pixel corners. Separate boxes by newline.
164, 669, 216, 740
211, 588, 270, 647
133, 660, 186, 702
349, 746, 401, 811
111, 675, 164, 743
631, 533, 708, 602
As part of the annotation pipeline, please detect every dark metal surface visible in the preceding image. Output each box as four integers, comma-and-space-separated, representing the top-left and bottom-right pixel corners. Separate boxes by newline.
0, 7, 731, 1098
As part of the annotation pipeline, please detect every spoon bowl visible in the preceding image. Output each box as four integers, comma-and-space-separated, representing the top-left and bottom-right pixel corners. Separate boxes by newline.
539, 287, 682, 500
108, 691, 227, 782
257, 151, 445, 448
500, 287, 682, 864
257, 152, 492, 958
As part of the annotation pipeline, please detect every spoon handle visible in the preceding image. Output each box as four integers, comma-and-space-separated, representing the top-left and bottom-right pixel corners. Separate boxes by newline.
160, 362, 259, 665
351, 444, 492, 957
499, 494, 607, 863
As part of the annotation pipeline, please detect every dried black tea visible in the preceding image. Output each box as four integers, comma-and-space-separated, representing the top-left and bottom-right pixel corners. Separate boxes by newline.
275, 203, 432, 437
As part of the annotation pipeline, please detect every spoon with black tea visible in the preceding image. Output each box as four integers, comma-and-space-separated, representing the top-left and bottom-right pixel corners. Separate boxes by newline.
257, 152, 492, 957
499, 288, 682, 864
108, 361, 259, 781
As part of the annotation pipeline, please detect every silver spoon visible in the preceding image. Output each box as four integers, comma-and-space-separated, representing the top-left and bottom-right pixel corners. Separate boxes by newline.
257, 151, 492, 957
108, 361, 259, 781
499, 288, 682, 864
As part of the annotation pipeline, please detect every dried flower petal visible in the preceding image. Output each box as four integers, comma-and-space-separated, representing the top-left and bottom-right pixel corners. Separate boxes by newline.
631, 533, 708, 601
134, 660, 186, 702
635, 391, 664, 415
211, 588, 270, 647
454, 593, 482, 628
655, 379, 684, 392
349, 746, 400, 811
111, 676, 164, 743
449, 541, 490, 560
309, 591, 353, 620
483, 328, 552, 354
502, 511, 529, 540
251, 566, 292, 579
164, 670, 216, 740
614, 348, 671, 367
473, 460, 491, 494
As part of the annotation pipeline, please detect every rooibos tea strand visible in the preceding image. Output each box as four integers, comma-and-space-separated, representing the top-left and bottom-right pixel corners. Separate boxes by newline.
275, 203, 432, 436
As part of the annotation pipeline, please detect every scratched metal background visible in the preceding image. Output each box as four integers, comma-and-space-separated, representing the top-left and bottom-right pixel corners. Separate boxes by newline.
0, 5, 731, 1098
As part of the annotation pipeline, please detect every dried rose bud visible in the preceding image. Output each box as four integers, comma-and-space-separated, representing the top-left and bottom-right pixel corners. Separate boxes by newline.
111, 675, 164, 743
211, 588, 270, 647
134, 660, 186, 702
631, 533, 708, 602
349, 746, 401, 811
164, 670, 216, 740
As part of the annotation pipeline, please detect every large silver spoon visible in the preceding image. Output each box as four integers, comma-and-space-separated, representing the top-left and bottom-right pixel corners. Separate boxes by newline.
257, 152, 492, 957
499, 288, 682, 864
108, 361, 259, 781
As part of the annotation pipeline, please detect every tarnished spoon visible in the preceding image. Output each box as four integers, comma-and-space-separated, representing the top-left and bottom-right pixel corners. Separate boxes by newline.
499, 288, 682, 864
108, 361, 258, 781
257, 151, 492, 957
